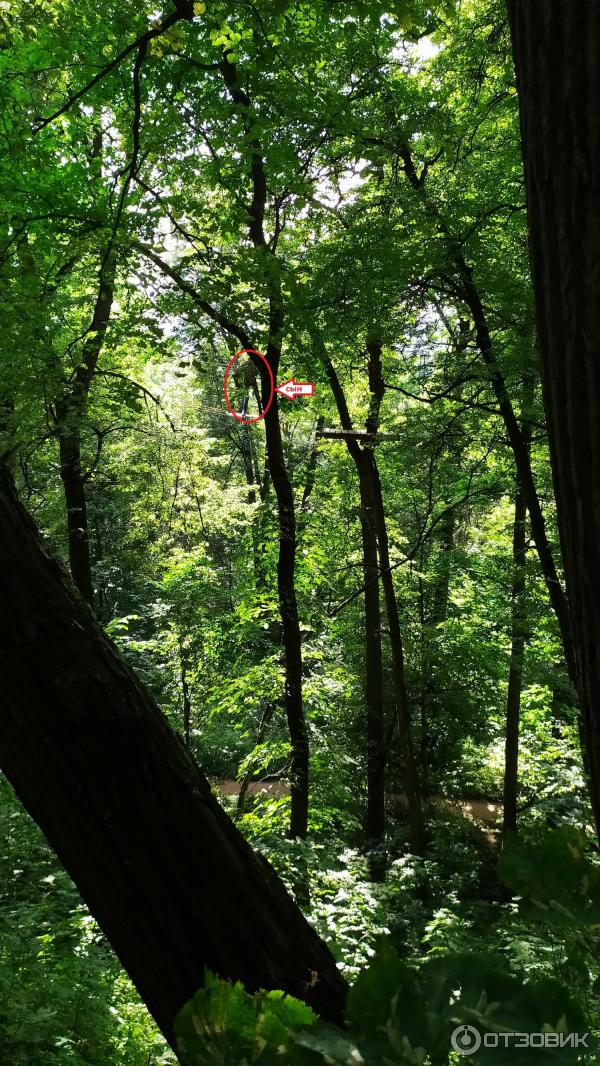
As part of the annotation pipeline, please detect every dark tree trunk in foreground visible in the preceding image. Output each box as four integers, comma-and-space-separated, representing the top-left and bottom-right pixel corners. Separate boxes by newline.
507, 1, 600, 839
0, 472, 347, 1050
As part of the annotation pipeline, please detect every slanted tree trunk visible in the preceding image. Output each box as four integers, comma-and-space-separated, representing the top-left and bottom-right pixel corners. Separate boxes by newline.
0, 470, 347, 1050
507, 0, 600, 839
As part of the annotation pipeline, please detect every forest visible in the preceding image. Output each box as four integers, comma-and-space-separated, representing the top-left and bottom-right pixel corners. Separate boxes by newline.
1, 0, 600, 1063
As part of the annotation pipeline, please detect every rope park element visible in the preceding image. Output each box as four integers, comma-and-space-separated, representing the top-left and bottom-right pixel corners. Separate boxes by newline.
223, 349, 316, 424
223, 349, 274, 424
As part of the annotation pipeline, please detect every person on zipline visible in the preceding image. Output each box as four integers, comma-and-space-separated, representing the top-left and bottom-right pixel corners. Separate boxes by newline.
233, 358, 261, 418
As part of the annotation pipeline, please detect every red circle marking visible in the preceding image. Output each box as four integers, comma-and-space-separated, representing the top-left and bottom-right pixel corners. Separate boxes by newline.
223, 349, 274, 424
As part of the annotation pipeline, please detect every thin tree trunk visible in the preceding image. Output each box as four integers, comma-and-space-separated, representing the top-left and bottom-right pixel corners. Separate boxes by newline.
318, 341, 424, 853
458, 270, 575, 683
219, 57, 309, 838
502, 472, 528, 835
53, 268, 114, 606
363, 338, 425, 853
399, 144, 576, 688
263, 373, 309, 839
503, 378, 533, 835
0, 470, 347, 1049
56, 420, 94, 606
357, 462, 386, 846
298, 415, 325, 538
507, 0, 600, 840
420, 506, 455, 796
317, 352, 385, 847
368, 453, 425, 855
178, 638, 192, 749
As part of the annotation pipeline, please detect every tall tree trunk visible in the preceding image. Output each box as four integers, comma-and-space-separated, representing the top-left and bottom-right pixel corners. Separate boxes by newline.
318, 352, 385, 847
219, 56, 309, 839
263, 366, 309, 839
132, 235, 310, 840
364, 338, 425, 853
0, 470, 347, 1050
356, 460, 386, 846
507, 0, 600, 839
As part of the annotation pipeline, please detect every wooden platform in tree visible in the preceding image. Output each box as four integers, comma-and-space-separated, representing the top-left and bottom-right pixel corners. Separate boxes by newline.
316, 427, 398, 441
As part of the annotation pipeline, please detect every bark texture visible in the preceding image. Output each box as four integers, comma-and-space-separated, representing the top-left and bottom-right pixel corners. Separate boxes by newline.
507, 1, 600, 837
0, 471, 347, 1049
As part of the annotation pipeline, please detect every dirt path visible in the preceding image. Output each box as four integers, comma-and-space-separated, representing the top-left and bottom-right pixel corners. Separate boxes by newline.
434, 796, 503, 829
212, 779, 503, 829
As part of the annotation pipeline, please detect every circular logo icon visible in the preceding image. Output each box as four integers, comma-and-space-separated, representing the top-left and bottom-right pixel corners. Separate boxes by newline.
451, 1024, 482, 1056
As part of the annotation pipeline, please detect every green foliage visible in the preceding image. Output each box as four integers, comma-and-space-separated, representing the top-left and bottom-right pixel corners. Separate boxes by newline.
175, 972, 326, 1066
0, 778, 175, 1066
176, 942, 593, 1066
500, 828, 600, 930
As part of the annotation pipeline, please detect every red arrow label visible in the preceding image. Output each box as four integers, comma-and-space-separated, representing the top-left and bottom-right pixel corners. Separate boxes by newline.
275, 378, 315, 400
